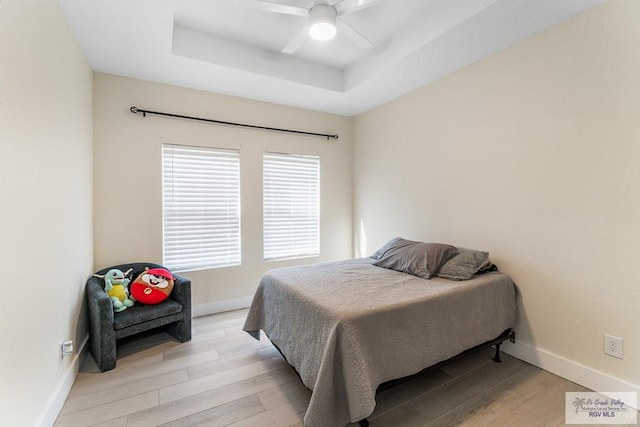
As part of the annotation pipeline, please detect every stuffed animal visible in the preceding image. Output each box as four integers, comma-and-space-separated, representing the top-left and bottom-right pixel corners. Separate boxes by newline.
98, 268, 134, 312
130, 267, 174, 304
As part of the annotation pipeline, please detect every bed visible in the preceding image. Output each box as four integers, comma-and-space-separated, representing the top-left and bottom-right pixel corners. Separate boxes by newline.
243, 248, 517, 427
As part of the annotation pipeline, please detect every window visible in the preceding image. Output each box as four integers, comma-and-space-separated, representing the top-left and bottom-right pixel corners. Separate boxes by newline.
162, 144, 241, 272
263, 152, 319, 260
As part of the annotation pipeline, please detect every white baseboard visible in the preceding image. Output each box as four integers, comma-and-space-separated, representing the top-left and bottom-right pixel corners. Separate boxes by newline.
193, 296, 253, 317
502, 340, 639, 410
36, 335, 89, 426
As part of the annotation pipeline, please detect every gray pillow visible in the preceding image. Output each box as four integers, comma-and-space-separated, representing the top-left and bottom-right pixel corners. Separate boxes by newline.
370, 237, 407, 260
436, 247, 490, 281
477, 259, 497, 273
372, 239, 457, 279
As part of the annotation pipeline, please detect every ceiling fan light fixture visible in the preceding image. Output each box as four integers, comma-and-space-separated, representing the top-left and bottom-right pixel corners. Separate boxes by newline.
309, 21, 336, 41
308, 4, 337, 41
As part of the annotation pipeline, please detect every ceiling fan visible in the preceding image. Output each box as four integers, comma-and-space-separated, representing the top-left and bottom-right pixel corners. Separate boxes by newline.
235, 0, 378, 54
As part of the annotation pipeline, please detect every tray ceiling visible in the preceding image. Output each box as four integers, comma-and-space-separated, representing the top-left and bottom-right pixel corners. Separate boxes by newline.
59, 0, 606, 116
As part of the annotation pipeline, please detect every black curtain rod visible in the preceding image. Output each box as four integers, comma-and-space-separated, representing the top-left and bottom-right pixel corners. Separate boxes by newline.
129, 106, 339, 141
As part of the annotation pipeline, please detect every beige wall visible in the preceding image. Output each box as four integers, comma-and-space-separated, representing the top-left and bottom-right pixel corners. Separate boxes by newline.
93, 74, 353, 308
354, 0, 640, 388
0, 0, 93, 425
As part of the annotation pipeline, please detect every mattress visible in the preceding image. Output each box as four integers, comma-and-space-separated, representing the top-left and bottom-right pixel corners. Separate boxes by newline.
243, 257, 517, 426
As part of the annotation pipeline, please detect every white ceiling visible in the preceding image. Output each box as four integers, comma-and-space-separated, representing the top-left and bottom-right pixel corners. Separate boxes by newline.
59, 0, 606, 116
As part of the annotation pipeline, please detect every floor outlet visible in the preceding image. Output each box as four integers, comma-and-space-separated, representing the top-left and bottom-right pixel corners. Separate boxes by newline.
604, 334, 623, 359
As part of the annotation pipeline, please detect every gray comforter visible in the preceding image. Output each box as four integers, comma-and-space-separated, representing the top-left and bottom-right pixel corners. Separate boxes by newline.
243, 258, 516, 426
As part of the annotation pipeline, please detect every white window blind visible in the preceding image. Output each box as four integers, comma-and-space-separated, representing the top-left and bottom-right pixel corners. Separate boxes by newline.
263, 152, 319, 260
162, 144, 241, 272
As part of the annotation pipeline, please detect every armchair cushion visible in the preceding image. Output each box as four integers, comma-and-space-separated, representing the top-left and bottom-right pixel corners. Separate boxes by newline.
113, 299, 183, 331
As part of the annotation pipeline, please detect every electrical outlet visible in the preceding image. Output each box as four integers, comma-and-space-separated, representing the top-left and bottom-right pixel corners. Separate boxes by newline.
61, 340, 74, 359
604, 334, 623, 359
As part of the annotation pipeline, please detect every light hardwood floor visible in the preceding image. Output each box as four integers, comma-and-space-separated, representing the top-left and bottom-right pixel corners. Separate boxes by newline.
55, 309, 637, 427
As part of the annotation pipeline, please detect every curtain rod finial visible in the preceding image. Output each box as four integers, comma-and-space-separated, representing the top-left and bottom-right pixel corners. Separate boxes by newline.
130, 106, 138, 114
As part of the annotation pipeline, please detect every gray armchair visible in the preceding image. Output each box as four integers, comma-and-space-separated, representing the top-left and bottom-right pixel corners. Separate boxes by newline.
86, 262, 192, 372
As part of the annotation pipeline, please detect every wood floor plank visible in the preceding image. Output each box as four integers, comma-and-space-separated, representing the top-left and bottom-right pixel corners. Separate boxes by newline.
70, 347, 216, 396
413, 354, 525, 412
61, 368, 187, 415
91, 417, 127, 427
362, 366, 453, 421
425, 363, 543, 427
159, 348, 221, 368
215, 335, 272, 359
483, 379, 589, 427
126, 367, 297, 427
224, 326, 248, 336
437, 347, 495, 378
372, 354, 524, 426
193, 310, 247, 333
54, 391, 158, 427
159, 355, 291, 404
557, 419, 639, 427
189, 328, 227, 344
226, 395, 308, 427
187, 345, 279, 381
162, 329, 269, 361
159, 395, 265, 427
110, 343, 167, 370
258, 381, 312, 411
508, 365, 559, 400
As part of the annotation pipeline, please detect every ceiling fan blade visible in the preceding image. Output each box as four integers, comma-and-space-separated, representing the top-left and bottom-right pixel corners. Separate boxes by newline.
336, 20, 372, 49
333, 0, 378, 16
234, 0, 308, 16
282, 25, 309, 54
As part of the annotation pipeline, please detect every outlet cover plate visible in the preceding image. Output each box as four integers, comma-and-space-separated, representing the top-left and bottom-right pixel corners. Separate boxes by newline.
604, 334, 623, 359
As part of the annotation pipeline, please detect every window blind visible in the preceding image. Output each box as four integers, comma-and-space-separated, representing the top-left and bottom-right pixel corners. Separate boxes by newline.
263, 152, 319, 260
162, 144, 241, 272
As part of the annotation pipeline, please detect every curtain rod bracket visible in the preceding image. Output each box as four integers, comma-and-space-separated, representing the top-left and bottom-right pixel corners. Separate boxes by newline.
130, 106, 338, 141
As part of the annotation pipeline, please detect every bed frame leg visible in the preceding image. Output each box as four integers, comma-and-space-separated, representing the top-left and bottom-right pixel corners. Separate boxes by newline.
359, 418, 370, 426
493, 343, 502, 363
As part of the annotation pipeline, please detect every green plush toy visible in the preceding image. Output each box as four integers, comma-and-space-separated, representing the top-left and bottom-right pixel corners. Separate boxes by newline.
99, 268, 135, 312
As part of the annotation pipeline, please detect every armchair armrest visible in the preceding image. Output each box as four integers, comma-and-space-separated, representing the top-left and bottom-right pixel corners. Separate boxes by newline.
165, 273, 191, 342
86, 276, 117, 371
169, 274, 191, 305
87, 277, 114, 324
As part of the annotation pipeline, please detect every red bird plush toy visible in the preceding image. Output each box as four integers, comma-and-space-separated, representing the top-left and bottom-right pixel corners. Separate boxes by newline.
130, 267, 175, 304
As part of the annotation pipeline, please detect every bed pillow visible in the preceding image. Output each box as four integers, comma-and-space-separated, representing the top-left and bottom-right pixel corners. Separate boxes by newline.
370, 237, 408, 260
372, 239, 457, 279
436, 247, 490, 281
477, 260, 498, 273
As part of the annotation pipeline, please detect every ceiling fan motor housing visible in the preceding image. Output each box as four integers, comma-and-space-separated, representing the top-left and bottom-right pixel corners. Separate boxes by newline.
308, 4, 337, 40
